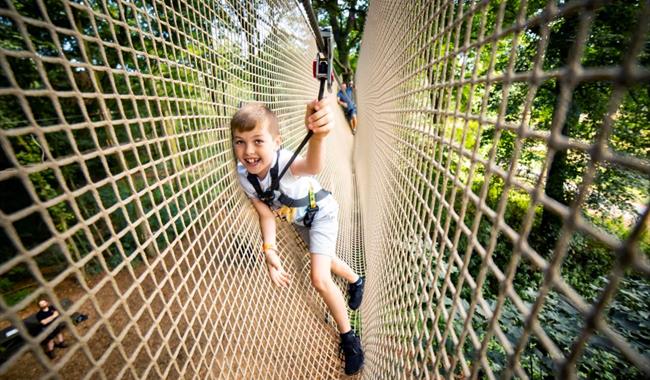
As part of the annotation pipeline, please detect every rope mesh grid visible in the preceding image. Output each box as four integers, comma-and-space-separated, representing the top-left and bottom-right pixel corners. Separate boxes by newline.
356, 1, 649, 379
0, 0, 362, 378
1, 0, 649, 379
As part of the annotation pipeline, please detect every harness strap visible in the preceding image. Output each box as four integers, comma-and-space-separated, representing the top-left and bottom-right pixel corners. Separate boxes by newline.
246, 151, 280, 206
246, 151, 330, 209
277, 189, 330, 208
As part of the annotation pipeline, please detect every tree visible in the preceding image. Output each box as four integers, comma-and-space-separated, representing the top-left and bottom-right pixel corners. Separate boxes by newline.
531, 1, 649, 255
470, 1, 649, 258
312, 0, 367, 81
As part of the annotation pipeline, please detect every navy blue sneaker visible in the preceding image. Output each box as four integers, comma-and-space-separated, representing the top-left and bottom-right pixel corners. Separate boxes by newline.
340, 330, 364, 375
348, 277, 365, 310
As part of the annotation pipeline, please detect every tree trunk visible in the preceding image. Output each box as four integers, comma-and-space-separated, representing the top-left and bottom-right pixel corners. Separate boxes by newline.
537, 87, 579, 256
534, 15, 579, 257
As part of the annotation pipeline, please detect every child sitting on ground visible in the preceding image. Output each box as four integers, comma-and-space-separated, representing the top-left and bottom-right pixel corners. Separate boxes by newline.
231, 100, 365, 375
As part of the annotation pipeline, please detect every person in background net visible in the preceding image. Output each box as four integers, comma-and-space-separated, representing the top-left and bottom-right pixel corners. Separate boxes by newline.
37, 299, 67, 359
337, 82, 357, 134
348, 79, 356, 94
230, 101, 365, 375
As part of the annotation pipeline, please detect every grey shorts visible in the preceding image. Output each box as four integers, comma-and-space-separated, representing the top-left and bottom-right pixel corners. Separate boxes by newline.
295, 200, 339, 257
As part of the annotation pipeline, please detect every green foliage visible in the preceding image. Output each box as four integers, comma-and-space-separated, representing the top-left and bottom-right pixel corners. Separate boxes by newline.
474, 1, 650, 255
0, 264, 38, 306
0, 0, 647, 378
0, 277, 13, 293
447, 279, 649, 380
536, 279, 649, 380
0, 0, 234, 295
3, 288, 35, 307
609, 278, 650, 352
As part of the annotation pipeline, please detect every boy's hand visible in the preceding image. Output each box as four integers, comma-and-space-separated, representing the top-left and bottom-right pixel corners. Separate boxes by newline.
305, 98, 333, 140
265, 250, 290, 287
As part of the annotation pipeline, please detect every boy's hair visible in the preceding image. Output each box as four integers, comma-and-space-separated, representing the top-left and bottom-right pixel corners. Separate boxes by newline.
230, 103, 280, 137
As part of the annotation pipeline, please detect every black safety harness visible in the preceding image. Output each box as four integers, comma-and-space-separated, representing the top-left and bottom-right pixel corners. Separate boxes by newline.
246, 151, 330, 228
246, 26, 335, 229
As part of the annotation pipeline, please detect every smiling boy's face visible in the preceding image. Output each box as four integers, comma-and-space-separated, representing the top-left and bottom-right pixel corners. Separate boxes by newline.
232, 119, 281, 178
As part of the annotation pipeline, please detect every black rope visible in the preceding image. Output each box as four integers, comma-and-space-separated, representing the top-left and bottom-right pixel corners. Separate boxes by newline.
300, 0, 326, 53
277, 78, 325, 180
274, 2, 331, 183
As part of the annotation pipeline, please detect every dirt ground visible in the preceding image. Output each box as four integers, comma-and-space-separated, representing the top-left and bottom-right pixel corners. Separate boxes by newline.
0, 220, 353, 380
1, 260, 165, 379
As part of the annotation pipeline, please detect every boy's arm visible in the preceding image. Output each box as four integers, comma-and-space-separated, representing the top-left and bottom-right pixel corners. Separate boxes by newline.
251, 199, 290, 287
291, 98, 333, 176
251, 198, 276, 246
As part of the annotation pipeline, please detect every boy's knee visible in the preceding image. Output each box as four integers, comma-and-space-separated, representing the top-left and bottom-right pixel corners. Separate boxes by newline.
310, 271, 331, 292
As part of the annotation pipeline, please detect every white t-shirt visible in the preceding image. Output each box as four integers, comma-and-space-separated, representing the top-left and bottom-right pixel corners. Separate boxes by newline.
237, 149, 336, 225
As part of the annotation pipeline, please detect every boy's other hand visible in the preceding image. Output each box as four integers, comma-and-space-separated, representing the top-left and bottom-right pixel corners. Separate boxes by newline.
305, 98, 333, 140
265, 251, 290, 287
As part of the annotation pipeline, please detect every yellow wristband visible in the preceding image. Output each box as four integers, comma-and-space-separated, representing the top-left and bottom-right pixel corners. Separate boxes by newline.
262, 242, 276, 253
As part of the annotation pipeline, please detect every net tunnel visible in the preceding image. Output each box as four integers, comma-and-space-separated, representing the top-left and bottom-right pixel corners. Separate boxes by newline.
0, 0, 649, 379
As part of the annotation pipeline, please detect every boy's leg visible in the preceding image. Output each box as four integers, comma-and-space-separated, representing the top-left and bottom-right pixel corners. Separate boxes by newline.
332, 256, 365, 310
331, 256, 359, 283
310, 254, 351, 333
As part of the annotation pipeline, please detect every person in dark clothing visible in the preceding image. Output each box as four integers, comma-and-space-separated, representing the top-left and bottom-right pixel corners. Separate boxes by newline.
36, 299, 66, 359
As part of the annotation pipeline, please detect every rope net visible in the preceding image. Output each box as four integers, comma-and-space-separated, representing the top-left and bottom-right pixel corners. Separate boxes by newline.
0, 0, 648, 379
355, 1, 649, 379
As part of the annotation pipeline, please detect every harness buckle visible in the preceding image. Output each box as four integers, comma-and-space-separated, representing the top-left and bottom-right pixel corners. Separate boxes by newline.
260, 190, 276, 207
303, 188, 320, 228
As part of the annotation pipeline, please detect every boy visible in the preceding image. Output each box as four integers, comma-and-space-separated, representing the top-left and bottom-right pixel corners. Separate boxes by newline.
231, 100, 365, 375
